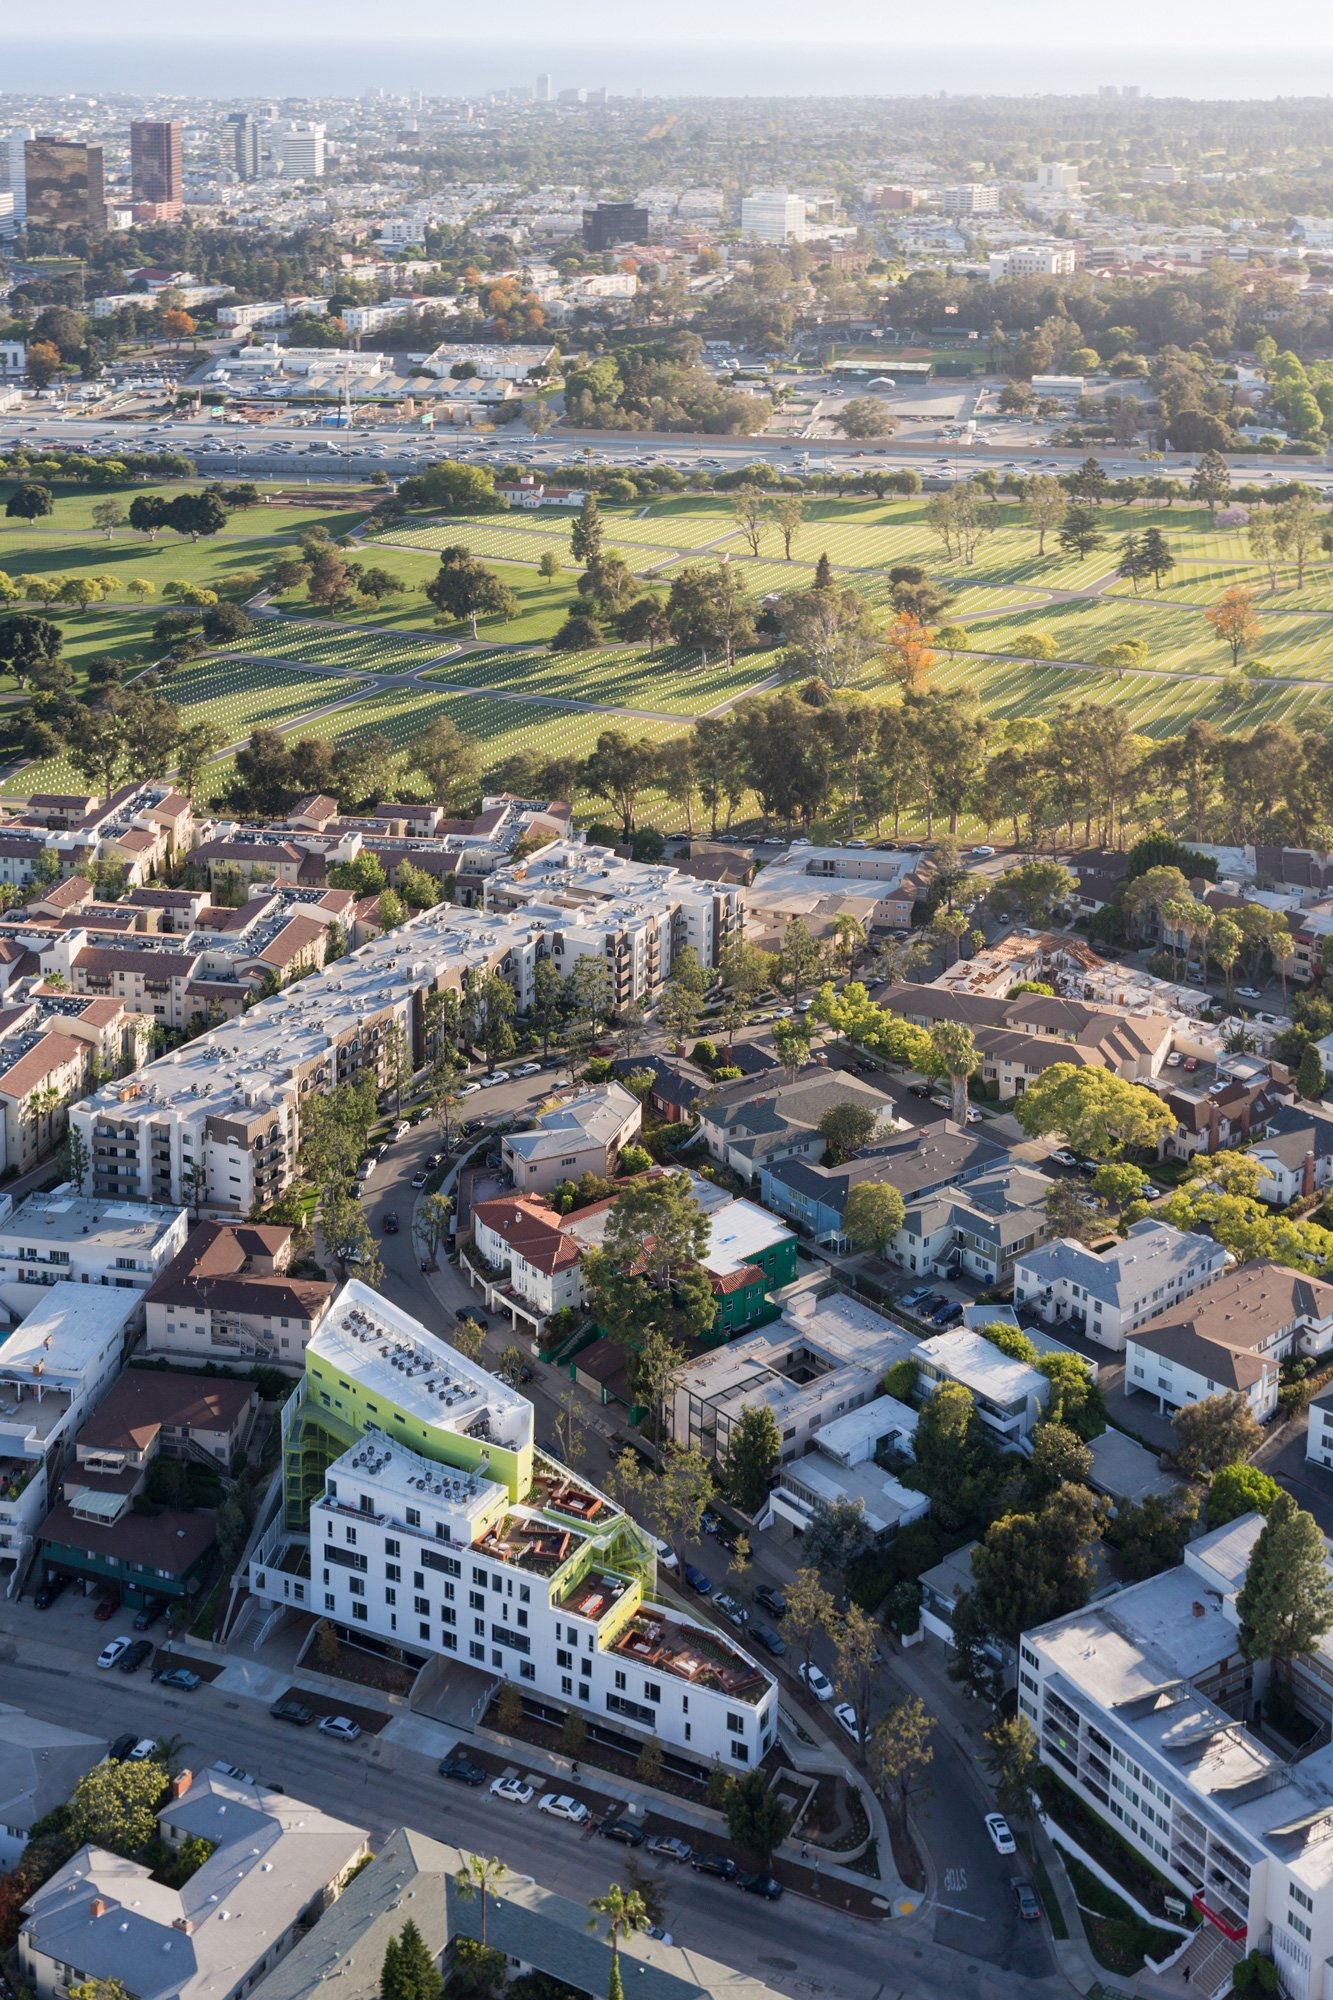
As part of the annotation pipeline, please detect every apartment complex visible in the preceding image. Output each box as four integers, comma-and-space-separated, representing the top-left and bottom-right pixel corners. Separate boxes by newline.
1020, 1518, 1333, 2000
142, 1220, 335, 1369
500, 1083, 642, 1195
248, 1286, 778, 1765
0, 1187, 186, 1314
20, 1770, 368, 2000
1126, 1262, 1333, 1421
1013, 1219, 1229, 1353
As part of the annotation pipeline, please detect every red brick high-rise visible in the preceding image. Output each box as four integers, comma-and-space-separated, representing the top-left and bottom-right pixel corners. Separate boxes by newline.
130, 119, 182, 216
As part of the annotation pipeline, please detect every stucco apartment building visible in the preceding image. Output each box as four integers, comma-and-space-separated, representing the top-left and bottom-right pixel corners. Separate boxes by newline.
142, 1221, 334, 1369
1126, 1262, 1333, 1421
879, 983, 1174, 1093
1013, 1219, 1228, 1353
501, 1084, 642, 1195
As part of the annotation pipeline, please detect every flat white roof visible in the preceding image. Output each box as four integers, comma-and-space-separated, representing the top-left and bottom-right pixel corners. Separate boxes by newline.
0, 1188, 183, 1253
1, 1281, 139, 1380
914, 1327, 1047, 1402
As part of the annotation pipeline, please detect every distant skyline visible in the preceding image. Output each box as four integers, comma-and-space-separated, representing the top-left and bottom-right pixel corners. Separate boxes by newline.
5, 31, 1333, 100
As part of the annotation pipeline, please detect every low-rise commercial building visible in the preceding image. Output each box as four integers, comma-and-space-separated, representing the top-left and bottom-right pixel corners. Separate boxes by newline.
1013, 1219, 1228, 1354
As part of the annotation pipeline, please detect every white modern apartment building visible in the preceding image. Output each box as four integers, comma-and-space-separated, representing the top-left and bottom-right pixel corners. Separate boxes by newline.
1307, 1383, 1333, 1471
1021, 1517, 1333, 2000
740, 191, 808, 244
913, 1327, 1050, 1442
988, 244, 1078, 281
940, 184, 1000, 213
0, 1283, 142, 1573
1013, 1220, 1228, 1354
249, 1287, 777, 1765
276, 123, 325, 178
0, 1187, 186, 1315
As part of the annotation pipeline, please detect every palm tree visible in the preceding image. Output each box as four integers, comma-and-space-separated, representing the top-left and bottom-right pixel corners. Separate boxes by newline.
588, 1882, 650, 2000
928, 1020, 981, 1126
454, 1853, 507, 1952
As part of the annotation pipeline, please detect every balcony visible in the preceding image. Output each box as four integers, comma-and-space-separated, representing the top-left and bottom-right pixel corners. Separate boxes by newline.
557, 1567, 634, 1625
612, 1605, 769, 1705
477, 1511, 586, 1578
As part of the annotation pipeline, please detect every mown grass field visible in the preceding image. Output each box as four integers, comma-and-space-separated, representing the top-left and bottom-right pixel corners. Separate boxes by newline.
927, 650, 1333, 738
422, 642, 780, 715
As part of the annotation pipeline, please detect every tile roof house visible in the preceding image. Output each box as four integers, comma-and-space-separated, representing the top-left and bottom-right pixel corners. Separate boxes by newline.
143, 1221, 332, 1371
1126, 1260, 1333, 1420
1013, 1218, 1229, 1353
760, 1119, 1007, 1248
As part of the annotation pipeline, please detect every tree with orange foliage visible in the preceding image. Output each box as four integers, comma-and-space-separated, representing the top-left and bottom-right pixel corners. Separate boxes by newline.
883, 612, 936, 691
1205, 586, 1261, 669
160, 309, 196, 348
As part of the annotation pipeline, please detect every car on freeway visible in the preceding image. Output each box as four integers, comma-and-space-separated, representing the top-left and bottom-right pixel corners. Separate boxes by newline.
751, 1622, 787, 1657
270, 1698, 316, 1726
754, 1584, 787, 1618
490, 1776, 534, 1805
94, 1593, 120, 1621
157, 1667, 201, 1691
739, 1873, 784, 1899
985, 1812, 1017, 1855
799, 1661, 834, 1703
599, 1815, 645, 1846
682, 1564, 713, 1595
647, 1833, 693, 1863
439, 1755, 487, 1786
98, 1636, 132, 1670
1012, 1876, 1042, 1922
213, 1761, 255, 1783
833, 1702, 864, 1744
319, 1715, 362, 1742
382, 1211, 400, 1233
691, 1853, 740, 1880
126, 1738, 159, 1762
538, 1793, 588, 1823
35, 1574, 68, 1609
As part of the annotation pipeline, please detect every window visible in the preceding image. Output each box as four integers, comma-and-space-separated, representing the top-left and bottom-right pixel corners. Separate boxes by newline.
1291, 1887, 1314, 1915
520, 1662, 535, 1682
325, 1545, 367, 1572
419, 1622, 431, 1641
606, 1692, 654, 1725
385, 1538, 400, 1557
727, 1713, 744, 1735
469, 1590, 486, 1611
643, 1681, 661, 1704
406, 1508, 420, 1528
491, 1624, 531, 1655
729, 1742, 749, 1763
414, 1595, 430, 1615
385, 1587, 396, 1606
469, 1642, 485, 1662
557, 1648, 572, 1669
386, 1563, 400, 1583
344, 1526, 357, 1547
349, 1577, 365, 1597
614, 1669, 627, 1690
561, 1675, 572, 1696
324, 1592, 335, 1612
441, 1607, 456, 1628
352, 1603, 368, 1622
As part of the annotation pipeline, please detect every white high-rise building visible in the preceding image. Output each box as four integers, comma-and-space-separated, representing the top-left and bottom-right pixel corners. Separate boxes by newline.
4, 128, 34, 225
740, 189, 808, 244
277, 122, 325, 179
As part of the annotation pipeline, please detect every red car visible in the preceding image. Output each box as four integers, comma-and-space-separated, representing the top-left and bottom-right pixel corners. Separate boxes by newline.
382, 1212, 400, 1234
94, 1595, 121, 1622
1183, 1057, 1199, 1072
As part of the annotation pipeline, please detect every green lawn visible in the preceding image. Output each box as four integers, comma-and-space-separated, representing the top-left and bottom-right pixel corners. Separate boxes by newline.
423, 642, 781, 715
927, 649, 1333, 737
272, 553, 576, 645
220, 623, 450, 674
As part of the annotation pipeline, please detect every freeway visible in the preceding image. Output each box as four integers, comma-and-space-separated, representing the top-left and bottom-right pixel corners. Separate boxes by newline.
1, 407, 1330, 492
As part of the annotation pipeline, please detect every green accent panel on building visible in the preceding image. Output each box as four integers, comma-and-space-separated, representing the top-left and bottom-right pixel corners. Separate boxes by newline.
300, 1351, 532, 1505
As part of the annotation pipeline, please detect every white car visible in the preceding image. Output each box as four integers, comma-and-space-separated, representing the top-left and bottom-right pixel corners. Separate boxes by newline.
969, 845, 996, 859
538, 1792, 588, 1823
98, 1636, 132, 1669
394, 1122, 409, 1141
798, 1661, 834, 1703
490, 1776, 534, 1805
833, 1702, 863, 1745
126, 1738, 159, 1763
965, 1107, 983, 1124
1235, 986, 1263, 1002
318, 1715, 362, 1742
481, 1070, 511, 1087
459, 1081, 483, 1097
985, 1812, 1017, 1856
513, 1062, 542, 1078
1052, 1148, 1078, 1167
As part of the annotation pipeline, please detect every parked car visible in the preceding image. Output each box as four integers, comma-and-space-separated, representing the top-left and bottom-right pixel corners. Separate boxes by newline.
109, 1734, 138, 1762
691, 1853, 740, 1880
481, 1070, 511, 1087
133, 1598, 166, 1631
646, 1834, 693, 1863
157, 1667, 200, 1691
599, 1815, 645, 1846
754, 1584, 787, 1618
751, 1622, 787, 1656
739, 1873, 784, 1899
35, 1575, 68, 1609
1235, 986, 1263, 1002
985, 1812, 1016, 1855
1052, 1147, 1079, 1167
645, 1924, 674, 1946
382, 1211, 400, 1234
713, 1592, 747, 1628
490, 1776, 534, 1805
270, 1698, 316, 1726
459, 1081, 483, 1097
907, 1083, 935, 1099
833, 1702, 863, 1745
538, 1793, 588, 1823
126, 1738, 159, 1763
319, 1715, 362, 1742
439, 1755, 487, 1786
798, 1662, 834, 1703
513, 1063, 542, 1078
94, 1593, 120, 1622
410, 1170, 430, 1189
683, 1564, 713, 1596
1012, 1876, 1042, 1922
213, 1761, 254, 1784
98, 1636, 132, 1670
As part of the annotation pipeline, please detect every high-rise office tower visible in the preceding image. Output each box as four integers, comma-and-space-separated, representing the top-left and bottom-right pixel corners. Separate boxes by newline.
4, 127, 34, 225
535, 72, 552, 101
277, 122, 325, 179
130, 118, 183, 214
23, 136, 105, 232
228, 113, 262, 181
